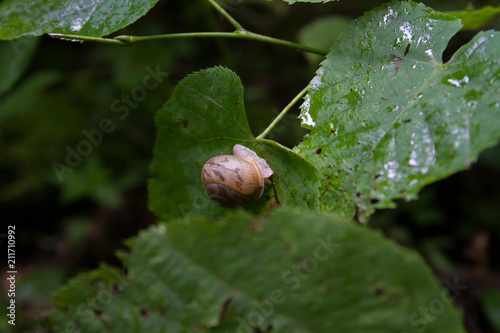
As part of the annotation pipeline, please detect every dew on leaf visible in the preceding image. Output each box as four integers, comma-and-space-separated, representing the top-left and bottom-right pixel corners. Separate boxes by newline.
70, 17, 83, 31
383, 161, 400, 180
409, 151, 418, 166
400, 22, 413, 41
311, 67, 325, 90
382, 7, 398, 26
465, 36, 488, 58
446, 75, 469, 88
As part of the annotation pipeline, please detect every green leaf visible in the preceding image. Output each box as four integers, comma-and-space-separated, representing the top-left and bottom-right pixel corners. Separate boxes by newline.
42, 208, 466, 332
0, 0, 160, 40
446, 6, 500, 31
149, 67, 319, 220
296, 1, 500, 221
0, 37, 39, 94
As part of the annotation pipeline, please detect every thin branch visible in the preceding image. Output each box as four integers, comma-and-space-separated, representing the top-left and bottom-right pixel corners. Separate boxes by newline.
207, 0, 244, 31
114, 31, 328, 56
51, 31, 328, 56
256, 84, 312, 141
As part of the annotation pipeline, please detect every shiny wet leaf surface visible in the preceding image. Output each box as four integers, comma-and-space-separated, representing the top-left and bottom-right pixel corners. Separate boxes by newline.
0, 0, 160, 39
296, 2, 500, 221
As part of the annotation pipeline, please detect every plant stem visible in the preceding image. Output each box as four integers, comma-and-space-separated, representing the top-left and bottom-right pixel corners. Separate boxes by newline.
113, 31, 328, 56
256, 84, 312, 141
50, 31, 328, 56
207, 0, 244, 31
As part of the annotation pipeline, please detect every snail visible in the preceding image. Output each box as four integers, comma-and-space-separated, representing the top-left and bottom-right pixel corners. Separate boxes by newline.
201, 144, 273, 207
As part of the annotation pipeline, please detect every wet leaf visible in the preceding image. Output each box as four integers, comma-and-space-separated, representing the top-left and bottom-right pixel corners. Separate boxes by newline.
296, 1, 500, 221
0, 0, 160, 39
42, 208, 466, 333
149, 67, 319, 220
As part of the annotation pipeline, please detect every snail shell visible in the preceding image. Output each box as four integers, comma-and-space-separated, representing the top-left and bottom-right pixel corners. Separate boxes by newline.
201, 144, 273, 207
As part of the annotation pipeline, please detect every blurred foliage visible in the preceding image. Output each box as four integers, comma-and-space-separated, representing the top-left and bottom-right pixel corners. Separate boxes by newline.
42, 208, 466, 332
0, 0, 499, 332
483, 289, 500, 331
446, 5, 500, 30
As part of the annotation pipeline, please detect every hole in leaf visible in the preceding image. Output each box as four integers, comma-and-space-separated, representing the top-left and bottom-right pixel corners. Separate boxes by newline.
112, 285, 121, 293
404, 43, 411, 57
442, 30, 475, 63
217, 297, 232, 324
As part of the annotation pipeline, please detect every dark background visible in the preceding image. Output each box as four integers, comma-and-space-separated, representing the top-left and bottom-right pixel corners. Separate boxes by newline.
0, 0, 499, 331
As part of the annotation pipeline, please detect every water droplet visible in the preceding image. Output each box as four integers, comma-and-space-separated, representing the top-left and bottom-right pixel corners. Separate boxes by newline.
465, 36, 488, 58
399, 22, 413, 41
447, 75, 469, 88
299, 94, 316, 127
383, 161, 399, 180
311, 67, 324, 90
70, 18, 83, 31
382, 8, 398, 26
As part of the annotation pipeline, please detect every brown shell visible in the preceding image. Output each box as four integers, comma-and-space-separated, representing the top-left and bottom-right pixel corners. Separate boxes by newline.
204, 183, 252, 207
201, 155, 264, 207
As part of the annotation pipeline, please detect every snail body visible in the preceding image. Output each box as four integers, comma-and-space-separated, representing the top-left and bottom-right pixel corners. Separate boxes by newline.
201, 144, 273, 207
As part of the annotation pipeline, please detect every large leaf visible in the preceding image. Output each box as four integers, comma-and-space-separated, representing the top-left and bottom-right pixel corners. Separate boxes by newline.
41, 208, 466, 332
149, 67, 319, 221
296, 1, 500, 221
0, 37, 39, 94
0, 0, 160, 39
